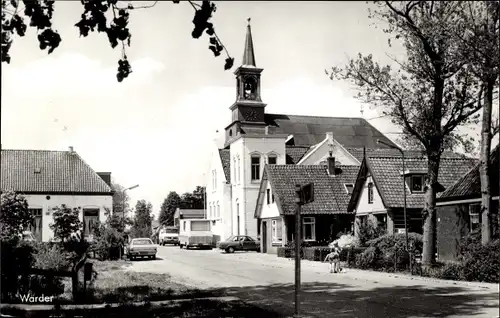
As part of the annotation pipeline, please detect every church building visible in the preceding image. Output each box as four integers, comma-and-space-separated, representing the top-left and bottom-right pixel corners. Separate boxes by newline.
205, 20, 397, 243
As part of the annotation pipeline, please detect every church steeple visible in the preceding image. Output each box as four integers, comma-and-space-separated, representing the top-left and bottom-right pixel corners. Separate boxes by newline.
242, 18, 256, 67
224, 19, 267, 147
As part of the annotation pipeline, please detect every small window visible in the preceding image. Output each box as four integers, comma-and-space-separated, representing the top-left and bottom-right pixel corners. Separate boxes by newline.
367, 182, 374, 204
268, 156, 277, 165
271, 219, 282, 243
344, 184, 354, 195
469, 204, 481, 231
411, 175, 424, 192
229, 129, 233, 137
272, 193, 275, 203
237, 157, 241, 183
302, 217, 316, 241
267, 189, 271, 204
251, 155, 260, 181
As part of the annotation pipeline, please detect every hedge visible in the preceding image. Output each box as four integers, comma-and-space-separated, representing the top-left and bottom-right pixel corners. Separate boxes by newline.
277, 245, 367, 265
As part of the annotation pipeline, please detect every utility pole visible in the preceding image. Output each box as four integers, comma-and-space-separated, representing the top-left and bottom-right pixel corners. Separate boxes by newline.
294, 184, 302, 317
294, 183, 314, 318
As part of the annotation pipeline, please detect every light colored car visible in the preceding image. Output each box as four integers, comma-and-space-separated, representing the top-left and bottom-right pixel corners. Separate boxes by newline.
159, 226, 179, 246
126, 238, 157, 260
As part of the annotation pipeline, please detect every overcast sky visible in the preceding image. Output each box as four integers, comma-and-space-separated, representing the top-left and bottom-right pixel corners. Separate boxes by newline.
2, 1, 493, 217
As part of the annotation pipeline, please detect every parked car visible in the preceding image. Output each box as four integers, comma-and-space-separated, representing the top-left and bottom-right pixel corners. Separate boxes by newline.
125, 238, 157, 260
159, 226, 179, 246
218, 235, 260, 253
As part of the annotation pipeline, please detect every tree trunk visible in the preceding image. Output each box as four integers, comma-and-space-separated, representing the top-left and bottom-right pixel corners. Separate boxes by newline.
422, 151, 441, 266
480, 80, 494, 245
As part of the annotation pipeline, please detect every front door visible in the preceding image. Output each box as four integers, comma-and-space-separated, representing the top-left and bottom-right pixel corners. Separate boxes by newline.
262, 221, 267, 253
28, 208, 43, 241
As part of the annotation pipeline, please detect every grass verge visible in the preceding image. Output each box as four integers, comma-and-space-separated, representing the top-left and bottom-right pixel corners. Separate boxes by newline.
59, 260, 221, 304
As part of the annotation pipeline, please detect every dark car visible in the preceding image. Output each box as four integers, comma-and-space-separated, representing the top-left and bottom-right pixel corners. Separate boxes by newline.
218, 235, 260, 253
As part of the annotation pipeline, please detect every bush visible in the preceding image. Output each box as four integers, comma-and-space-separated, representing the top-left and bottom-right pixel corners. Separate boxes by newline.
356, 217, 385, 246
1, 239, 35, 301
0, 191, 32, 241
459, 238, 499, 283
50, 205, 83, 242
91, 224, 125, 261
303, 247, 331, 261
352, 232, 422, 271
423, 262, 465, 281
331, 234, 360, 249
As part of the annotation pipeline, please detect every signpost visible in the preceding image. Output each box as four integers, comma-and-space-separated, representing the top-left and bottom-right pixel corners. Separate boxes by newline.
294, 183, 314, 318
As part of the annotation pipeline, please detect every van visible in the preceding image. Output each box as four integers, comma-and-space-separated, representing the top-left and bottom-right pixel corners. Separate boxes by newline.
178, 219, 213, 250
159, 226, 179, 246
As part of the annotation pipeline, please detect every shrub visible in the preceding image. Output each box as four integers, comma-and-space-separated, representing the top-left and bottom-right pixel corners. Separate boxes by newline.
1, 239, 35, 301
92, 224, 126, 260
460, 238, 499, 283
303, 247, 331, 261
331, 234, 360, 249
50, 205, 83, 242
356, 217, 385, 246
426, 262, 465, 281
353, 232, 422, 271
0, 191, 32, 241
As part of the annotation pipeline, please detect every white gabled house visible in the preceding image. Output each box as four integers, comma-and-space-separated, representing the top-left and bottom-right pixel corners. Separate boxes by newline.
1, 147, 114, 242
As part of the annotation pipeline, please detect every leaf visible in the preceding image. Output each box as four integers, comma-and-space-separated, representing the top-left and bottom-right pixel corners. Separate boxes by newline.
224, 57, 234, 70
10, 0, 17, 8
209, 45, 220, 57
209, 36, 217, 45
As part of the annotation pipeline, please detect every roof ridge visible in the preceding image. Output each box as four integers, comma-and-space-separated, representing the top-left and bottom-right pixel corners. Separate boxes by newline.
2, 149, 68, 153
266, 113, 363, 120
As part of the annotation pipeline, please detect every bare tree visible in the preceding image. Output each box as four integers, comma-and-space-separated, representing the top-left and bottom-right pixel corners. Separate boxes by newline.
327, 1, 483, 265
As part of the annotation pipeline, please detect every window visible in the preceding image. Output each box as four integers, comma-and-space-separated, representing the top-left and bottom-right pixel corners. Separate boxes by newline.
367, 182, 374, 204
191, 220, 210, 231
302, 217, 316, 241
209, 205, 213, 219
272, 193, 275, 203
411, 175, 424, 192
267, 189, 271, 204
237, 157, 241, 183
268, 155, 277, 165
344, 183, 354, 195
83, 208, 99, 237
27, 208, 42, 241
271, 219, 282, 243
251, 155, 260, 181
233, 158, 237, 183
469, 203, 481, 231
214, 170, 217, 189
375, 214, 386, 232
217, 202, 220, 218
183, 221, 186, 231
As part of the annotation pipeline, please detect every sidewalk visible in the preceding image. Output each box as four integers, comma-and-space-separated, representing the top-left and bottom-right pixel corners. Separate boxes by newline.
236, 251, 499, 291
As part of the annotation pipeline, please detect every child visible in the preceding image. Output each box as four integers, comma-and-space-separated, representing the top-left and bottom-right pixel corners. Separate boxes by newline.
324, 242, 341, 273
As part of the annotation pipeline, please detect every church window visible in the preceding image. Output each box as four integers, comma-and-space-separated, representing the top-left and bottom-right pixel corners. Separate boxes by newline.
268, 155, 277, 165
251, 155, 260, 181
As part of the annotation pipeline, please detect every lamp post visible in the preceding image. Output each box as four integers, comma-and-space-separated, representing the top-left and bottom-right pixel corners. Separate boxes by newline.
376, 139, 411, 274
122, 184, 139, 219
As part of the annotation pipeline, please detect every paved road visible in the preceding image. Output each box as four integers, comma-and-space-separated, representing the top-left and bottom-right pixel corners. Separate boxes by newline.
126, 245, 499, 318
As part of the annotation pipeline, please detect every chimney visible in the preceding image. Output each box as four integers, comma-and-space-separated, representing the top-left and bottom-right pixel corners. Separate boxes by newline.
97, 172, 112, 187
68, 146, 74, 153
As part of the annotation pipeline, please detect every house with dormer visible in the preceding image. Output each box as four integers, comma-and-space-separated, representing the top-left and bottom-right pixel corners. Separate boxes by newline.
347, 149, 477, 235
0, 147, 114, 242
205, 20, 398, 243
254, 156, 359, 254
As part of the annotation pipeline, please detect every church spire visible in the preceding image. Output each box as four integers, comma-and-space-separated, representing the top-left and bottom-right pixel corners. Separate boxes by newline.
242, 18, 256, 67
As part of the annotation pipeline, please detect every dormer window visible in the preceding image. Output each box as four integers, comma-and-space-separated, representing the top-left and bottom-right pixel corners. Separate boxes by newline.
344, 184, 354, 195
34, 168, 41, 174
410, 175, 424, 193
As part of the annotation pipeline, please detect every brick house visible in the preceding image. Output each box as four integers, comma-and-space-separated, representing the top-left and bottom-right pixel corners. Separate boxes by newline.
254, 156, 359, 254
436, 145, 499, 261
347, 149, 477, 236
0, 147, 113, 242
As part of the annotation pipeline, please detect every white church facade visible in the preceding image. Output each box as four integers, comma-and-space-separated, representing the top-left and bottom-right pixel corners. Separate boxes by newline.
205, 20, 397, 243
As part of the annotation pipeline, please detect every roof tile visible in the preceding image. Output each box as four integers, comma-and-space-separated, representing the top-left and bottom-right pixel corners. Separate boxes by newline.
266, 164, 359, 215
1, 149, 112, 193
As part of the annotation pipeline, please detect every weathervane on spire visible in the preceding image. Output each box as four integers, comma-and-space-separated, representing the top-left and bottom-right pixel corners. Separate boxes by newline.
247, 17, 251, 25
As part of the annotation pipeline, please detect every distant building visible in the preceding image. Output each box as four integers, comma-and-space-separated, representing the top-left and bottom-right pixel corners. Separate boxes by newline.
1, 147, 113, 242
206, 20, 398, 243
173, 208, 205, 227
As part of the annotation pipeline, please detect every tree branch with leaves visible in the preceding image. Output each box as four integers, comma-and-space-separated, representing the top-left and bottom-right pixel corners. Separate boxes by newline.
1, 0, 234, 82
